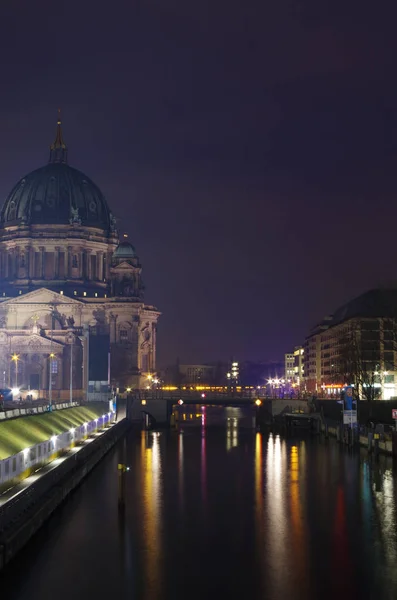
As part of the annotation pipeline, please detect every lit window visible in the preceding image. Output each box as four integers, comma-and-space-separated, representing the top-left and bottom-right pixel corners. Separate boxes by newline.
19, 290, 22, 295
74, 291, 77, 296
104, 294, 107, 298
94, 292, 98, 297
83, 291, 87, 297
120, 329, 128, 341
51, 359, 58, 374
60, 290, 64, 295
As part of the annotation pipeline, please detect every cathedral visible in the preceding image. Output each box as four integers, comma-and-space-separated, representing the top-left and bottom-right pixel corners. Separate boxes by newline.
0, 117, 160, 399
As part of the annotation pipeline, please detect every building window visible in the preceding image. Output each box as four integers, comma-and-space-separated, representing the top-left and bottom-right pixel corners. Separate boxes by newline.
120, 329, 128, 343
83, 291, 87, 297
94, 292, 98, 297
72, 255, 78, 268
74, 291, 77, 296
60, 290, 64, 295
51, 359, 58, 374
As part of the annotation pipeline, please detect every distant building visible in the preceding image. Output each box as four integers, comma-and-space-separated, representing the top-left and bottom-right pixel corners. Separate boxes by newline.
293, 346, 304, 388
284, 353, 294, 381
303, 288, 397, 399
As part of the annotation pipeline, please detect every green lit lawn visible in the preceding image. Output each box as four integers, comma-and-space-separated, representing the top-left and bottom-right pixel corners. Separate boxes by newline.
0, 403, 109, 460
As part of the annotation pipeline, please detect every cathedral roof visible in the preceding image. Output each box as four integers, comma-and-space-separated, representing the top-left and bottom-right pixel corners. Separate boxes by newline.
0, 117, 113, 230
113, 241, 136, 259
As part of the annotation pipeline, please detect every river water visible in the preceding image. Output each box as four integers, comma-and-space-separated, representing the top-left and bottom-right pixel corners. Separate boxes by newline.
2, 406, 397, 600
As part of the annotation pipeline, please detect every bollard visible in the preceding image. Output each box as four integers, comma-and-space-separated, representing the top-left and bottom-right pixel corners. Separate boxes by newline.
368, 431, 373, 453
374, 433, 380, 459
118, 463, 128, 509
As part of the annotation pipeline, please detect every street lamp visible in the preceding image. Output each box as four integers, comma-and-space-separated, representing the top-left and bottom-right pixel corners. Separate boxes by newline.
49, 352, 56, 409
11, 353, 20, 392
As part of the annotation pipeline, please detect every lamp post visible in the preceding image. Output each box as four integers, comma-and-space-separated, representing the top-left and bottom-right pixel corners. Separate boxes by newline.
49, 352, 56, 409
11, 353, 20, 395
70, 336, 74, 406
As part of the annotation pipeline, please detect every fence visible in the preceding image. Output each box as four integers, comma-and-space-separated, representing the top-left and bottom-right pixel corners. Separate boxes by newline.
0, 402, 80, 421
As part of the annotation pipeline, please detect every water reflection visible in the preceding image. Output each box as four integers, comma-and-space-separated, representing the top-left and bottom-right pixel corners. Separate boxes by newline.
141, 432, 163, 599
8, 420, 397, 600
266, 434, 291, 597
226, 418, 238, 451
178, 432, 184, 512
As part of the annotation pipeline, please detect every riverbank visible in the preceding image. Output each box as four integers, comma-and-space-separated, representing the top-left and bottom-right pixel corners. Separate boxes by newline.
0, 418, 130, 571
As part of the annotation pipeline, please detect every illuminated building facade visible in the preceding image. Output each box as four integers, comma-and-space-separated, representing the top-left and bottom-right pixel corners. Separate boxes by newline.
303, 289, 397, 399
0, 118, 160, 397
284, 353, 294, 381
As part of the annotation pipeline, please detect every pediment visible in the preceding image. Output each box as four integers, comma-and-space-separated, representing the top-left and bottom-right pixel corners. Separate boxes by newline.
12, 334, 65, 350
1, 288, 83, 307
111, 262, 139, 272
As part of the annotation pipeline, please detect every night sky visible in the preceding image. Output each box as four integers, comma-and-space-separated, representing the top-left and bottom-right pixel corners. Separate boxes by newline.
0, 0, 396, 366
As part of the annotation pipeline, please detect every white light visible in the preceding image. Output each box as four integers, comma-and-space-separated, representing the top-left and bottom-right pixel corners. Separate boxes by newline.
23, 447, 30, 457
83, 422, 88, 428
11, 387, 20, 396
178, 399, 184, 405
70, 428, 75, 435
232, 362, 238, 367
153, 378, 159, 384
51, 435, 57, 446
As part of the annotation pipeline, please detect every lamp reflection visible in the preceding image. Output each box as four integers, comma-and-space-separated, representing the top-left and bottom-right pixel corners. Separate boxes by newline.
178, 433, 184, 511
289, 444, 308, 594
226, 418, 238, 451
141, 432, 163, 599
201, 431, 207, 509
266, 434, 291, 597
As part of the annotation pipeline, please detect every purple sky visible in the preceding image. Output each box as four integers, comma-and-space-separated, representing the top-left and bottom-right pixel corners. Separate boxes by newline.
0, 0, 396, 366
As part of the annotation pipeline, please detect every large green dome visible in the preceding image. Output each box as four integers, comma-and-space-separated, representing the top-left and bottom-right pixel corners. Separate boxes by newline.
0, 119, 113, 230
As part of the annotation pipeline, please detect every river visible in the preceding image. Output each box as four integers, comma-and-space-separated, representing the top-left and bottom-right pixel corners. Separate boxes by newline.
2, 406, 397, 600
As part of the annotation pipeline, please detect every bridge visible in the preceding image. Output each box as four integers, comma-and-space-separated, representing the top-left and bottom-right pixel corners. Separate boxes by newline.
126, 390, 309, 427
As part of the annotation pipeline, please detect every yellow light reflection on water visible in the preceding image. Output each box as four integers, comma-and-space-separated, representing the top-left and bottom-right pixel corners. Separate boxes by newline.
141, 432, 163, 599
289, 444, 308, 595
266, 434, 291, 597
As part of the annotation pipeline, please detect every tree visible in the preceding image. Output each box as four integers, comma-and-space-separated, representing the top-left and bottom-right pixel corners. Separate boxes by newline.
334, 318, 397, 402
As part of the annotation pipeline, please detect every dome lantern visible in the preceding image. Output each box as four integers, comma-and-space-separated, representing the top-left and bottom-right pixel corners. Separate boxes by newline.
49, 110, 68, 165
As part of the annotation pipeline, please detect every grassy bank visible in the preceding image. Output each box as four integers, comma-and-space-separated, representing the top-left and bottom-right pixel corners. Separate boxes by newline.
0, 403, 109, 459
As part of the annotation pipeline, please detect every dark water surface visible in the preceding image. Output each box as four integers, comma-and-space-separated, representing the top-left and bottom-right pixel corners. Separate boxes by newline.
2, 407, 397, 600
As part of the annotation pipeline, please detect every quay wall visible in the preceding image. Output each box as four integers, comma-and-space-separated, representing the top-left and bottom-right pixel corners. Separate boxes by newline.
0, 418, 129, 571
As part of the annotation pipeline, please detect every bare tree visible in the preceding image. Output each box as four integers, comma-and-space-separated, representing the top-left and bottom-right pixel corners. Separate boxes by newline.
334, 321, 384, 402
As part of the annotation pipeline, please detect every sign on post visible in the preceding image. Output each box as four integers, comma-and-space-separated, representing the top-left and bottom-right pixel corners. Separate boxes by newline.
392, 409, 397, 431
343, 386, 357, 425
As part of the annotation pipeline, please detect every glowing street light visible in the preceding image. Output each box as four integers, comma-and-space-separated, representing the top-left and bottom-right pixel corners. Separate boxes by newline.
49, 352, 56, 408
11, 353, 20, 391
255, 399, 262, 406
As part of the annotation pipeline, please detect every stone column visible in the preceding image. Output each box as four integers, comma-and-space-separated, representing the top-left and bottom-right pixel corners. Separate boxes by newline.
109, 313, 117, 343
40, 246, 45, 279
106, 251, 112, 280
65, 247, 69, 278
29, 246, 35, 279
67, 246, 72, 278
54, 246, 60, 279
4, 249, 8, 278
151, 324, 157, 370
79, 249, 84, 279
97, 252, 104, 281
87, 250, 92, 280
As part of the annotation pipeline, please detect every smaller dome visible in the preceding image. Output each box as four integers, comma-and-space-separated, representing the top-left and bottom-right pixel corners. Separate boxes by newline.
113, 241, 136, 259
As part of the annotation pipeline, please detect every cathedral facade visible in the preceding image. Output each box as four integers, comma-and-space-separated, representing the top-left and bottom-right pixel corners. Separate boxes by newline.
0, 118, 160, 398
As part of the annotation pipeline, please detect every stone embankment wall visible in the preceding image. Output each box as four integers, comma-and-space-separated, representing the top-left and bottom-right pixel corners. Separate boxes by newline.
0, 418, 129, 571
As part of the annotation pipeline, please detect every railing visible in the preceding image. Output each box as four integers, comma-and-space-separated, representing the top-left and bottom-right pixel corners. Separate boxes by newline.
0, 401, 80, 421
